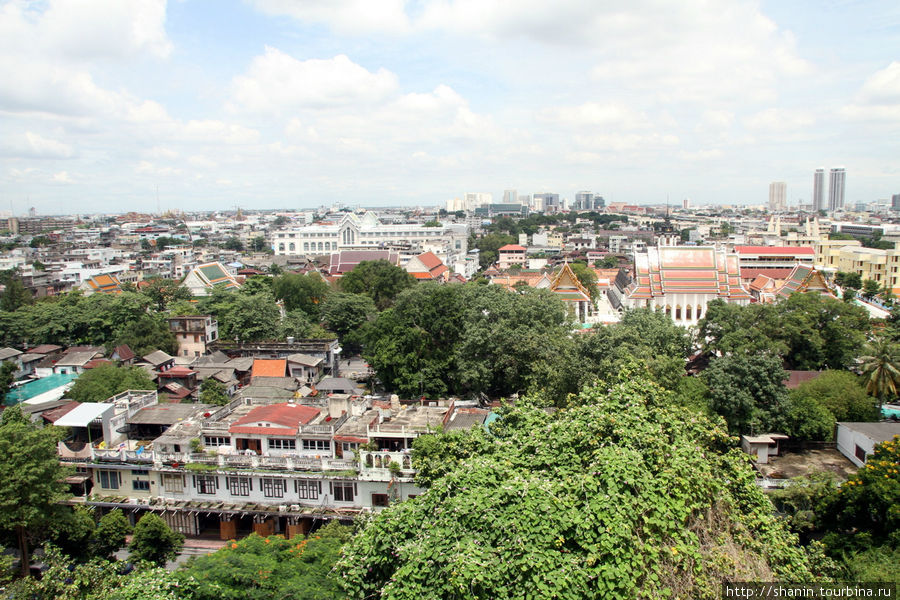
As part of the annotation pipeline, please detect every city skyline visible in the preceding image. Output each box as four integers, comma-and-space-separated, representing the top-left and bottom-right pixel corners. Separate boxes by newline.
0, 0, 898, 214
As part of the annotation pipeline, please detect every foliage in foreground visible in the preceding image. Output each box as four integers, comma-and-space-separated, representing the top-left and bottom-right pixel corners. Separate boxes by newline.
179, 521, 350, 600
337, 373, 826, 599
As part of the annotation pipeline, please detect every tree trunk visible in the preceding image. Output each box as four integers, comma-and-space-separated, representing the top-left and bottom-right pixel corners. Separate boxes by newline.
17, 524, 29, 578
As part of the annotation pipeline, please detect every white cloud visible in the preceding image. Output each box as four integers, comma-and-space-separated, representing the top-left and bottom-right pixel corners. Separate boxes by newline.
248, 0, 411, 35
181, 120, 261, 145
51, 170, 73, 183
743, 108, 816, 132
231, 48, 399, 113
0, 132, 74, 159
841, 62, 900, 124
538, 102, 651, 130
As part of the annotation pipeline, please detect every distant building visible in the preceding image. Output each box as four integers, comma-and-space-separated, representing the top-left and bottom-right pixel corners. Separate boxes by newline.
813, 168, 825, 212
769, 182, 787, 212
168, 315, 219, 358
828, 167, 846, 211
502, 189, 517, 204
892, 194, 900, 212
836, 422, 900, 467
497, 245, 527, 270
532, 193, 560, 213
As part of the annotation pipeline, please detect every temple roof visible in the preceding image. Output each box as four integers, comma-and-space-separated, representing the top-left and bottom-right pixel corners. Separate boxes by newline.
626, 246, 751, 301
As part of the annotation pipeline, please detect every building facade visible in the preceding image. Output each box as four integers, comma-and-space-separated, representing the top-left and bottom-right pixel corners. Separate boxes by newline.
813, 168, 825, 212
828, 168, 846, 211
768, 182, 787, 212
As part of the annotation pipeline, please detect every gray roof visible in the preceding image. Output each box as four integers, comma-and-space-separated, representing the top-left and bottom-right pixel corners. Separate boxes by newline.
444, 411, 488, 431
0, 347, 22, 361
286, 353, 323, 367
55, 351, 100, 367
315, 377, 357, 392
126, 403, 211, 425
237, 385, 295, 400
18, 353, 44, 364
142, 350, 174, 366
226, 357, 254, 372
838, 422, 900, 444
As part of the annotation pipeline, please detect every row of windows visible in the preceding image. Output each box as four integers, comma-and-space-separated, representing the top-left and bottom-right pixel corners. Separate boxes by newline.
97, 470, 150, 492
162, 474, 355, 501
201, 437, 314, 451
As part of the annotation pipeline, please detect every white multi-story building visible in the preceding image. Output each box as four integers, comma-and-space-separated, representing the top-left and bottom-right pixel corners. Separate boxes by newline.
829, 168, 846, 211
273, 212, 468, 263
768, 182, 787, 212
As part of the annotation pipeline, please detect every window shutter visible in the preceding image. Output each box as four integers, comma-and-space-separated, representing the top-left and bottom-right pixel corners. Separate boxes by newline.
192, 475, 196, 488
248, 478, 253, 491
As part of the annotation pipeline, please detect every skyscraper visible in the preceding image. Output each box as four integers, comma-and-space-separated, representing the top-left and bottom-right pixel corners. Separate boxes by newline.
769, 182, 787, 212
828, 168, 846, 211
813, 168, 825, 212
892, 193, 900, 212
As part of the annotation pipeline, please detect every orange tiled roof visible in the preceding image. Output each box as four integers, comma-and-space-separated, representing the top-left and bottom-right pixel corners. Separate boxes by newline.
229, 403, 320, 435
251, 359, 287, 378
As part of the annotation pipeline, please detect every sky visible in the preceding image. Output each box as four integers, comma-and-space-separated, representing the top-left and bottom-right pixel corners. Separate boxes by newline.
0, 0, 898, 215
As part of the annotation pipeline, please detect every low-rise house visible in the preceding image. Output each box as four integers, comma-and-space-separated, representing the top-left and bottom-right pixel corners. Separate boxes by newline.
497, 244, 527, 270
836, 422, 900, 467
142, 350, 175, 372
286, 353, 324, 384
79, 273, 124, 295
167, 315, 219, 358
405, 251, 449, 281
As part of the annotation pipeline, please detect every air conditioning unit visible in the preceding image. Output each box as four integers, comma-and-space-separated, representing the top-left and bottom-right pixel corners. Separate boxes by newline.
278, 505, 287, 512
289, 504, 300, 511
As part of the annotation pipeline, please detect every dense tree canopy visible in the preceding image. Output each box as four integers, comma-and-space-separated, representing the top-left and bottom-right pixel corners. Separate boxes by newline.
699, 295, 868, 370
198, 288, 281, 342
179, 522, 351, 600
128, 513, 184, 567
338, 260, 415, 310
0, 406, 72, 576
272, 272, 330, 318
703, 353, 788, 434
320, 292, 377, 354
66, 364, 156, 403
140, 277, 191, 312
364, 284, 574, 398
338, 375, 823, 599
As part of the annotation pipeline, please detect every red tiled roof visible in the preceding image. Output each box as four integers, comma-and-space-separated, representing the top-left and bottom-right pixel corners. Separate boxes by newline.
113, 345, 135, 361
741, 268, 794, 281
230, 403, 320, 435
498, 245, 526, 252
784, 370, 824, 389
158, 366, 196, 377
417, 251, 443, 270
41, 401, 80, 423
734, 246, 815, 256
251, 359, 287, 378
84, 359, 113, 369
411, 272, 435, 280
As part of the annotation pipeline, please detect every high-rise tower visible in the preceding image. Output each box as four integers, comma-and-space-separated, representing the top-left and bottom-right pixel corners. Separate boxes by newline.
813, 168, 825, 212
828, 168, 846, 211
769, 182, 787, 212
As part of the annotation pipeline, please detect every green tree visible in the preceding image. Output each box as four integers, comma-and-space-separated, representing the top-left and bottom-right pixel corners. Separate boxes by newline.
112, 313, 178, 357
0, 276, 32, 311
862, 279, 882, 300
835, 271, 862, 290
0, 406, 71, 576
198, 288, 281, 342
222, 236, 244, 251
66, 364, 156, 403
703, 353, 788, 434
90, 509, 131, 560
788, 371, 879, 422
250, 236, 268, 252
338, 260, 415, 310
0, 360, 17, 403
278, 309, 329, 339
140, 277, 191, 312
199, 378, 229, 406
180, 523, 350, 600
339, 377, 822, 599
858, 338, 900, 402
822, 435, 900, 550
128, 513, 183, 567
272, 272, 330, 318
321, 292, 377, 354
779, 392, 835, 441
569, 262, 599, 302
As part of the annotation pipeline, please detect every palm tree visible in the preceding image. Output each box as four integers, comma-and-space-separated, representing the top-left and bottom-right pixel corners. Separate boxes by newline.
858, 337, 900, 402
